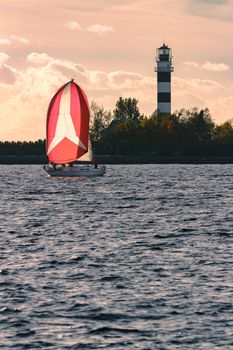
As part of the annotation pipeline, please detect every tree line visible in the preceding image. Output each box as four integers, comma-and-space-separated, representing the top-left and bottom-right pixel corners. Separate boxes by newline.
1, 97, 233, 156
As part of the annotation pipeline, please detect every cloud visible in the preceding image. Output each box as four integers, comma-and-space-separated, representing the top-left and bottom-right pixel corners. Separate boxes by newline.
60, 0, 145, 12
174, 76, 222, 94
183, 61, 199, 68
10, 35, 29, 44
210, 95, 233, 121
65, 21, 114, 35
189, 79, 222, 92
0, 35, 29, 47
201, 61, 230, 71
186, 0, 233, 21
86, 24, 114, 35
0, 52, 9, 64
0, 52, 155, 140
183, 60, 230, 72
172, 75, 233, 123
0, 64, 18, 85
64, 21, 82, 30
0, 53, 18, 85
0, 38, 11, 45
0, 50, 232, 140
192, 0, 228, 4
27, 52, 54, 65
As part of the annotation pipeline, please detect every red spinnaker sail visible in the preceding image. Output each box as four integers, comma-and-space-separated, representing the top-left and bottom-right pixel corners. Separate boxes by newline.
46, 80, 90, 164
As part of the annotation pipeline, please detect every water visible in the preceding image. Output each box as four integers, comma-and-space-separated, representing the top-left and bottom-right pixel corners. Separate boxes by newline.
0, 164, 233, 349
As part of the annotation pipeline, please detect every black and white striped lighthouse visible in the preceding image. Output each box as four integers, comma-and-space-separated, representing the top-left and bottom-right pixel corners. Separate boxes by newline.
155, 43, 173, 114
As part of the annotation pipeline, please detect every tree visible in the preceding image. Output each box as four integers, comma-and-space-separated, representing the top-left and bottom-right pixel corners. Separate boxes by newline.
103, 118, 144, 155
211, 120, 233, 155
90, 102, 112, 142
0, 139, 46, 155
213, 120, 233, 144
113, 97, 141, 121
179, 108, 214, 142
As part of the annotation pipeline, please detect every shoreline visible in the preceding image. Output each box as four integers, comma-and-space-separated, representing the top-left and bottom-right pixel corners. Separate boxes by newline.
1, 155, 233, 164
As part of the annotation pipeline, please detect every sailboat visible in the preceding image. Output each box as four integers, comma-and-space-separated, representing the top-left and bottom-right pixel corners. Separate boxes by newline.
44, 79, 106, 177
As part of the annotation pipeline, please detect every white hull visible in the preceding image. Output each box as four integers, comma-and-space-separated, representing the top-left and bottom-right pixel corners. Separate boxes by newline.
44, 164, 106, 177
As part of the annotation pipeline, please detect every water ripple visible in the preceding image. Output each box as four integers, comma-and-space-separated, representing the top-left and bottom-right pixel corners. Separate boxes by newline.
0, 164, 233, 349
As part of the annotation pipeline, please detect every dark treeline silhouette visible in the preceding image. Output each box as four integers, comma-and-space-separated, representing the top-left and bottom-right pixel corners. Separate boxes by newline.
0, 139, 45, 155
1, 98, 233, 157
91, 98, 233, 156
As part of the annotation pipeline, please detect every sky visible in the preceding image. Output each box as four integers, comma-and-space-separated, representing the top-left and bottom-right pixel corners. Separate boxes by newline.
0, 0, 233, 141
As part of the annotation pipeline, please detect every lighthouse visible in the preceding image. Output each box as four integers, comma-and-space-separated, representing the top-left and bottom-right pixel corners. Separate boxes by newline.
155, 43, 173, 114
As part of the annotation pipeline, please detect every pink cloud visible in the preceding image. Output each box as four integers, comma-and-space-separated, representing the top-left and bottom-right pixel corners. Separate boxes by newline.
65, 21, 114, 35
